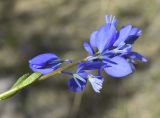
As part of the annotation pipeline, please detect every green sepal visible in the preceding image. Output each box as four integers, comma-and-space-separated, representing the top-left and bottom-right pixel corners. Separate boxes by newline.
11, 74, 30, 89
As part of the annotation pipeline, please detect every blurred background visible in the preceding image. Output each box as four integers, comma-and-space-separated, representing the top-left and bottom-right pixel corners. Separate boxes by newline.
0, 0, 159, 118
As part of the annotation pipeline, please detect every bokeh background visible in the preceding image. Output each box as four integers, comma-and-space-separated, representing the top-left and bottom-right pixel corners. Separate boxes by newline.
0, 0, 159, 118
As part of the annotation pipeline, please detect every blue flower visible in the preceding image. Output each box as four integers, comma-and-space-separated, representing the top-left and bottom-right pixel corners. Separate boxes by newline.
28, 15, 148, 94
67, 71, 88, 92
67, 72, 104, 93
67, 63, 104, 93
29, 53, 71, 74
84, 15, 147, 78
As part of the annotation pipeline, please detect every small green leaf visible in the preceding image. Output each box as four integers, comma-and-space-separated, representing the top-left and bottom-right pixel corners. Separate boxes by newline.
16, 72, 41, 89
0, 73, 41, 100
11, 74, 30, 89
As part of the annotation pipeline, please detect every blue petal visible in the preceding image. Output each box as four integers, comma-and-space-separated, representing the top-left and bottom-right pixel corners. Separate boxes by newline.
77, 72, 89, 81
118, 44, 132, 53
29, 53, 58, 65
96, 24, 117, 53
125, 28, 142, 44
127, 52, 148, 62
104, 56, 133, 77
77, 62, 105, 72
68, 76, 87, 92
29, 64, 53, 74
29, 63, 61, 74
90, 31, 98, 47
101, 55, 117, 64
113, 25, 132, 47
129, 28, 142, 36
83, 41, 95, 55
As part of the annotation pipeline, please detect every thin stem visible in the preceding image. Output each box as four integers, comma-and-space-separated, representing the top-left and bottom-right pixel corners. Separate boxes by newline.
61, 71, 73, 75
69, 93, 83, 118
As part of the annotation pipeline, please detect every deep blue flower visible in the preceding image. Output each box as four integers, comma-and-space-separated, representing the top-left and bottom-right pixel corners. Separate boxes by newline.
84, 15, 147, 77
67, 63, 104, 93
67, 71, 104, 93
29, 53, 71, 74
67, 71, 88, 92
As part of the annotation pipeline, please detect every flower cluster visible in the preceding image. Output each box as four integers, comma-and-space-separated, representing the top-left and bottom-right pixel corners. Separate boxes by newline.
29, 15, 147, 93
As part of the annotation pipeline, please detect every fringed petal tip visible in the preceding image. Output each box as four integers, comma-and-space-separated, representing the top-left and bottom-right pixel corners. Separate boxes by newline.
88, 75, 104, 93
